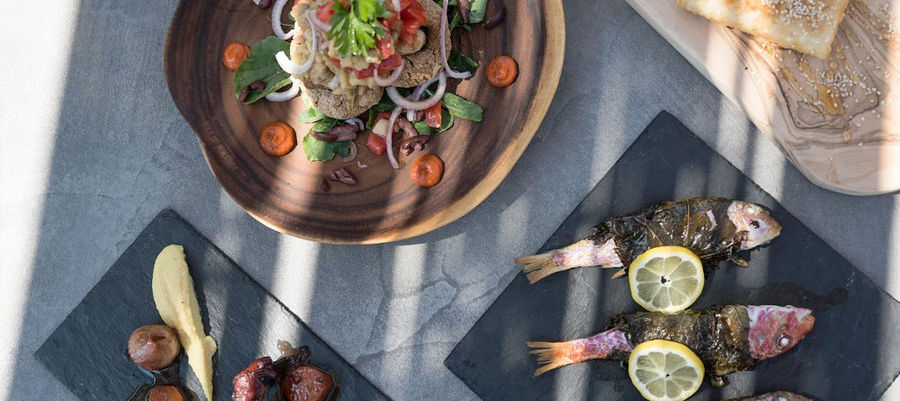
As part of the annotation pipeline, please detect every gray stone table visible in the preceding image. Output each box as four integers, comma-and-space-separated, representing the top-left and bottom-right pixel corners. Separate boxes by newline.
1, 0, 898, 400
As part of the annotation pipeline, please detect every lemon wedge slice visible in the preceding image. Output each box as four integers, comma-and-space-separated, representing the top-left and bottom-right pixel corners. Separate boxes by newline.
629, 246, 704, 313
628, 339, 705, 401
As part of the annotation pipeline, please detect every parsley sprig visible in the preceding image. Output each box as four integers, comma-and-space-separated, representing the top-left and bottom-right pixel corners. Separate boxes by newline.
329, 0, 393, 58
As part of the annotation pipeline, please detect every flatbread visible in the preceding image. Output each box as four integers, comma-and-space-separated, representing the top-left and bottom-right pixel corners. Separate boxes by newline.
676, 0, 850, 58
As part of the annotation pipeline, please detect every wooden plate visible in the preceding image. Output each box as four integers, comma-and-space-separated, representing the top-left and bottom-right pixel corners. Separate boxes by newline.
164, 0, 565, 243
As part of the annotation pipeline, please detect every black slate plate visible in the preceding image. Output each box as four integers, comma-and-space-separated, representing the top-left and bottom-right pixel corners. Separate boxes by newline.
35, 209, 390, 401
444, 112, 900, 400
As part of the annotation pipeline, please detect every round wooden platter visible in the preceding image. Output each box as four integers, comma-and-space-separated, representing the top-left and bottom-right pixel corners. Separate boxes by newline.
164, 0, 565, 243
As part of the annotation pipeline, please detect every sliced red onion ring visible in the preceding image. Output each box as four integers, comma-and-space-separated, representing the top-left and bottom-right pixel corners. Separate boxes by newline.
345, 118, 365, 130
391, 0, 402, 12
266, 77, 301, 102
406, 74, 441, 120
373, 60, 405, 87
357, 160, 368, 169
385, 106, 403, 169
386, 72, 446, 111
272, 0, 295, 39
275, 13, 318, 76
309, 11, 332, 32
440, 0, 472, 79
342, 141, 358, 162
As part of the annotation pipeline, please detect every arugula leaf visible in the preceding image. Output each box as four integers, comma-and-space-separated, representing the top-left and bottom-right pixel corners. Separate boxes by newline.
329, 0, 391, 58
448, 50, 478, 73
413, 120, 433, 136
468, 0, 489, 23
442, 92, 483, 121
301, 134, 351, 162
298, 107, 326, 123
438, 108, 454, 132
449, 9, 471, 32
414, 108, 454, 135
311, 116, 340, 133
233, 36, 292, 104
366, 94, 397, 128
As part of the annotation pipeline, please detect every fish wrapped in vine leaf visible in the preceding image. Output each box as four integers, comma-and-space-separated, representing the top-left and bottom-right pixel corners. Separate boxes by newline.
516, 198, 781, 283
528, 305, 814, 384
725, 392, 812, 401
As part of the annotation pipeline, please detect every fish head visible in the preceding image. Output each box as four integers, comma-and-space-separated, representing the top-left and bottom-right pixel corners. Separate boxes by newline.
728, 201, 782, 249
747, 305, 815, 360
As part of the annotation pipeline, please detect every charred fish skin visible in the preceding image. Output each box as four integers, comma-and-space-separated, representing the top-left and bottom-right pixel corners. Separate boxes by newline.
724, 391, 813, 401
516, 198, 782, 284
527, 305, 813, 378
615, 305, 755, 376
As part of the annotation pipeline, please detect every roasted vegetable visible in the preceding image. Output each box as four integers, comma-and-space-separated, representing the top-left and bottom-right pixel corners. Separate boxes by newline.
233, 342, 338, 401
128, 325, 180, 371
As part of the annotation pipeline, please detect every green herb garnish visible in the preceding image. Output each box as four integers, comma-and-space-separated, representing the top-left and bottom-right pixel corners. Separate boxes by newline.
329, 0, 393, 58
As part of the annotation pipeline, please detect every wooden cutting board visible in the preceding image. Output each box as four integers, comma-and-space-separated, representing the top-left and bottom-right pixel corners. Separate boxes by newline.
627, 0, 900, 195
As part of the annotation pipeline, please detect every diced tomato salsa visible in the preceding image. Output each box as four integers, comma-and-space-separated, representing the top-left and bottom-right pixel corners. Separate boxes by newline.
366, 131, 387, 155
398, 0, 427, 44
424, 101, 441, 129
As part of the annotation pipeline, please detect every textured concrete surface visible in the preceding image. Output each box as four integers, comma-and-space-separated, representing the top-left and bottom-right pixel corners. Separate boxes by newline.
1, 0, 898, 400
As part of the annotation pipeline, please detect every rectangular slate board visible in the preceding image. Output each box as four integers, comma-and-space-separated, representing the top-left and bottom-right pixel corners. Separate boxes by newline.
445, 112, 900, 401
36, 209, 390, 401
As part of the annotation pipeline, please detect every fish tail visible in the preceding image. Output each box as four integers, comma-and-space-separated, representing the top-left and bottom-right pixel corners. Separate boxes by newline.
516, 238, 622, 284
516, 251, 564, 284
527, 340, 584, 376
527, 329, 631, 376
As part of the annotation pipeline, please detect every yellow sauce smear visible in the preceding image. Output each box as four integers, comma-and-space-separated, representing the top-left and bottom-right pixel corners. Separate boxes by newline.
152, 245, 217, 401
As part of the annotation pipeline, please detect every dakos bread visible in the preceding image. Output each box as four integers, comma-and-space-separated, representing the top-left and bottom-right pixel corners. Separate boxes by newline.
677, 0, 850, 58
393, 0, 449, 88
288, 0, 448, 119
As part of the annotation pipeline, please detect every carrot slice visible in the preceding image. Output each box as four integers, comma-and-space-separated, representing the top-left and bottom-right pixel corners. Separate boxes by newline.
409, 154, 444, 187
223, 43, 251, 71
260, 121, 296, 156
486, 55, 518, 87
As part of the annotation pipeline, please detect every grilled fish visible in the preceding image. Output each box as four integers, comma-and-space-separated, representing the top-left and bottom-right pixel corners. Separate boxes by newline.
528, 305, 814, 381
725, 392, 812, 401
516, 198, 781, 283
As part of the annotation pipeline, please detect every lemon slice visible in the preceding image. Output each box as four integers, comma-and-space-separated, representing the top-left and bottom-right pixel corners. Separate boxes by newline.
628, 339, 705, 401
628, 246, 704, 313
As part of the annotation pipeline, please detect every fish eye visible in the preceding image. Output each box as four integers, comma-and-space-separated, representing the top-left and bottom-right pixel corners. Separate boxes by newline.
776, 333, 792, 349
750, 220, 760, 229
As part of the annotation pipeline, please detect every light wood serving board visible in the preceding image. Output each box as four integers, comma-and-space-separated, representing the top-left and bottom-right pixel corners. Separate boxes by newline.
627, 0, 900, 195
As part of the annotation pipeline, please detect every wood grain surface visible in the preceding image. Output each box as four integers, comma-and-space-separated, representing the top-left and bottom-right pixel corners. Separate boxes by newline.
164, 0, 565, 243
628, 0, 900, 195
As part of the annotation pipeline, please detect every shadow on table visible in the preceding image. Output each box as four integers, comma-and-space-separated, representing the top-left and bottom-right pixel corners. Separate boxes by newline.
9, 0, 899, 401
